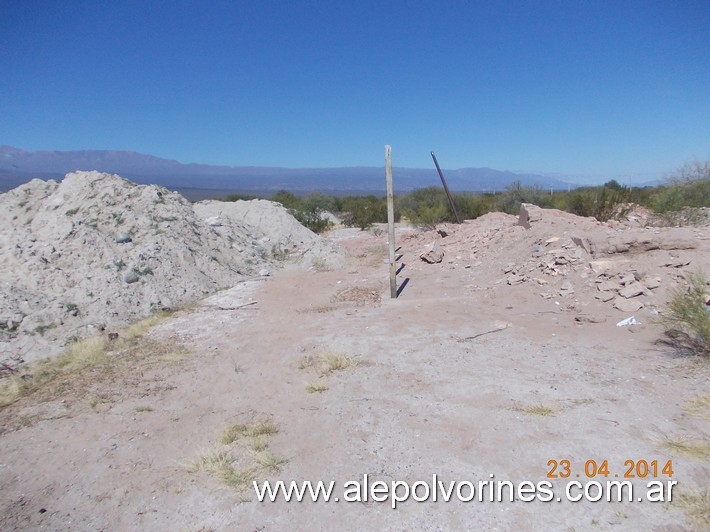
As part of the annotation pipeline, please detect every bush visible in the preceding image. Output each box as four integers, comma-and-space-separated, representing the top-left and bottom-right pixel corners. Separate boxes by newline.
454, 192, 499, 220
558, 185, 632, 221
292, 207, 332, 234
221, 193, 257, 202
497, 182, 554, 214
657, 271, 710, 357
340, 196, 388, 230
398, 187, 453, 227
270, 190, 302, 210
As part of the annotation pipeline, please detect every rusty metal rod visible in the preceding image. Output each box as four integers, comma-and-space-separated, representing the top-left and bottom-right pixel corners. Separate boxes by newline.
430, 151, 461, 224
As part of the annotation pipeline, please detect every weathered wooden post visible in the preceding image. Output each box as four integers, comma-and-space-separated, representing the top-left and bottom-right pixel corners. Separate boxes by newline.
385, 145, 397, 299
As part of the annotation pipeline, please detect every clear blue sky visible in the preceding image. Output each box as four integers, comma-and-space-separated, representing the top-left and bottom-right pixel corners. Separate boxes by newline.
1, 1, 708, 182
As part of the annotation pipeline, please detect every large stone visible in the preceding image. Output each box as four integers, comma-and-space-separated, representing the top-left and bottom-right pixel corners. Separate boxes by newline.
518, 203, 544, 229
420, 244, 444, 264
595, 291, 616, 302
619, 282, 646, 299
613, 297, 643, 313
597, 281, 621, 292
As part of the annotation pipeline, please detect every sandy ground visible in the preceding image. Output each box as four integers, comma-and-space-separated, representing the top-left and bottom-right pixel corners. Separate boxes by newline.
1, 223, 709, 531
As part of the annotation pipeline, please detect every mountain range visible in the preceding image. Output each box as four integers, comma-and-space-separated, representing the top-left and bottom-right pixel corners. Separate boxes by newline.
0, 145, 573, 199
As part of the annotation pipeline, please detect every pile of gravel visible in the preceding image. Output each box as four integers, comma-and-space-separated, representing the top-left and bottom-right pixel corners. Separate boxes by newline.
0, 171, 343, 365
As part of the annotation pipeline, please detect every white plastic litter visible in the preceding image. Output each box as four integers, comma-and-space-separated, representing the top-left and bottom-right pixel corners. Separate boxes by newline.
616, 316, 640, 327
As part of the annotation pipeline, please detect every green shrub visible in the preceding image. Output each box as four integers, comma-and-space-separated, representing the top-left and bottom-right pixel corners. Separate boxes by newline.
221, 193, 257, 202
454, 192, 499, 220
340, 195, 388, 230
657, 271, 710, 357
398, 187, 453, 227
270, 190, 302, 210
292, 207, 332, 234
496, 182, 555, 214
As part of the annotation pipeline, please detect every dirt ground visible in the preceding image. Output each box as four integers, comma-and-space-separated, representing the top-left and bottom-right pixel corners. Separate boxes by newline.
1, 220, 709, 531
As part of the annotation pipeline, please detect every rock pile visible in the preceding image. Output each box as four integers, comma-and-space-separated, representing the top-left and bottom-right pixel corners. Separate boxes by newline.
410, 202, 709, 322
0, 171, 343, 365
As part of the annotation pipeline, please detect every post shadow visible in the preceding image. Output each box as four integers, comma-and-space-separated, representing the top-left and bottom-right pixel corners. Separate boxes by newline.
396, 277, 410, 297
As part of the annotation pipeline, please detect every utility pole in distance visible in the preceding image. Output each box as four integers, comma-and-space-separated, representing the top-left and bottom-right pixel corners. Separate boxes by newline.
430, 151, 461, 224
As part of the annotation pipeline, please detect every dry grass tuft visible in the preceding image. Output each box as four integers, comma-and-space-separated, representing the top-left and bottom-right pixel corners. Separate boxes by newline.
300, 305, 337, 314
0, 336, 107, 407
660, 435, 710, 461
685, 395, 710, 420
298, 350, 369, 378
188, 447, 259, 490
253, 450, 288, 472
674, 488, 710, 529
189, 416, 287, 492
515, 402, 559, 417
0, 310, 185, 410
220, 418, 279, 445
333, 285, 382, 306
305, 382, 328, 394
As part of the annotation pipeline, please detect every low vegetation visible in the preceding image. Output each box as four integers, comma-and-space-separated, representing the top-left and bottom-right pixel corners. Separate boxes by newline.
656, 271, 710, 357
514, 402, 559, 417
188, 416, 287, 491
220, 160, 709, 230
298, 350, 369, 378
0, 310, 177, 408
674, 488, 710, 529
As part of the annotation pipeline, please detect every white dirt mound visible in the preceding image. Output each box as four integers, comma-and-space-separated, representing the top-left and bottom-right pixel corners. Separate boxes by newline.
0, 171, 343, 365
193, 200, 344, 270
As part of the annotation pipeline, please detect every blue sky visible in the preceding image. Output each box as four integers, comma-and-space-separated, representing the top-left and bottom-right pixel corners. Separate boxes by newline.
1, 1, 708, 182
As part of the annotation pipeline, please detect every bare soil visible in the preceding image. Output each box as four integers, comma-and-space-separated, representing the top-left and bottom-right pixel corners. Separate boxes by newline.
1, 218, 709, 531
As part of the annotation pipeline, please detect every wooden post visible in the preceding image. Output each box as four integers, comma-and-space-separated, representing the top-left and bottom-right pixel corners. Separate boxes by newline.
385, 145, 397, 299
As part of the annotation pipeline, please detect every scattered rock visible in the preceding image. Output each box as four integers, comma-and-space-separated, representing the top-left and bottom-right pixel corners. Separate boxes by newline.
595, 291, 616, 302
115, 232, 132, 244
559, 281, 574, 296
597, 281, 620, 292
574, 314, 607, 324
571, 236, 592, 254
436, 225, 450, 237
507, 274, 526, 285
124, 271, 139, 284
518, 203, 544, 229
613, 297, 643, 313
619, 282, 645, 299
421, 244, 444, 264
619, 273, 637, 285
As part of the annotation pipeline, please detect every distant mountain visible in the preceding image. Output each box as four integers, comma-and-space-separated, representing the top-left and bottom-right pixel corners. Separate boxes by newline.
0, 146, 572, 197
